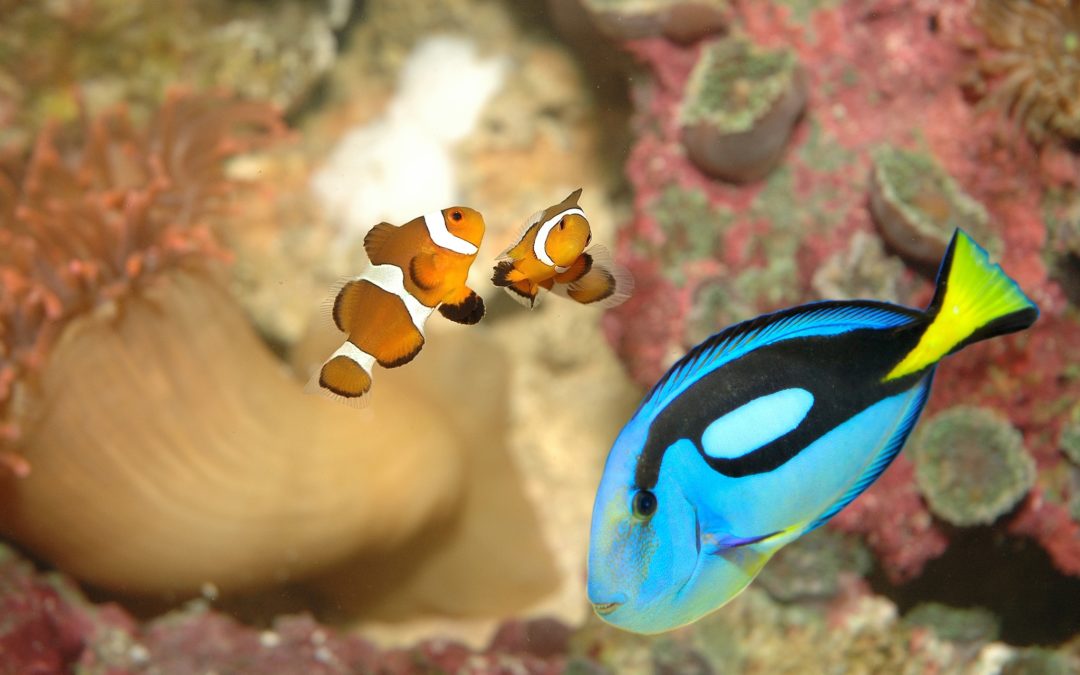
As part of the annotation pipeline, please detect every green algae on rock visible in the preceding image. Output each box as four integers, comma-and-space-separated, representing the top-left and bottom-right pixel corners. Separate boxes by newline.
647, 183, 734, 285
811, 230, 909, 304
580, 0, 731, 44
868, 145, 998, 272
0, 0, 337, 151
903, 603, 1001, 644
1001, 647, 1079, 675
756, 527, 872, 603
913, 406, 1036, 527
679, 37, 807, 183
1060, 402, 1080, 466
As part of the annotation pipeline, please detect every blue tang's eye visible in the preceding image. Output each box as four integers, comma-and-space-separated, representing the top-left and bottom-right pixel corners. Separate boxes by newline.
632, 490, 658, 520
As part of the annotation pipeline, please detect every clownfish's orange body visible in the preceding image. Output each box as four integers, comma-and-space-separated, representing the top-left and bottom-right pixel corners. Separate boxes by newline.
308, 207, 486, 405
491, 189, 632, 309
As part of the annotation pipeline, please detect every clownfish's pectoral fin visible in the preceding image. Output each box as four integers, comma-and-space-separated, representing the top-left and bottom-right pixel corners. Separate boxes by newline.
886, 229, 1038, 381
552, 252, 592, 285
491, 259, 523, 287
409, 253, 447, 291
363, 222, 397, 263
559, 245, 634, 309
438, 286, 485, 325
305, 341, 375, 408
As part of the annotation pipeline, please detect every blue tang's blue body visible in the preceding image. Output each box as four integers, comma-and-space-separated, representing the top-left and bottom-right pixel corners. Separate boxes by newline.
587, 230, 1038, 634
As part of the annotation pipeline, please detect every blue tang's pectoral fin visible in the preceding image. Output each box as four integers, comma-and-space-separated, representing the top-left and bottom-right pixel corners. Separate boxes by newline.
703, 530, 782, 554
805, 371, 935, 533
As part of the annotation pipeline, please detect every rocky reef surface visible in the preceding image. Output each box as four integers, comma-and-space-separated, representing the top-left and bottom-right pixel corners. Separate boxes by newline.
3, 541, 1079, 674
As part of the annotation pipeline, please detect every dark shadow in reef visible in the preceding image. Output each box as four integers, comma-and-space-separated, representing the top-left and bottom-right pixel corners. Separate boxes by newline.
868, 527, 1080, 646
510, 0, 637, 203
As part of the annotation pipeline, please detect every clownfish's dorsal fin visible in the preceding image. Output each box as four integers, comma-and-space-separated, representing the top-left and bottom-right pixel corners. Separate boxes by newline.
638, 301, 921, 420
363, 222, 397, 262
497, 206, 547, 260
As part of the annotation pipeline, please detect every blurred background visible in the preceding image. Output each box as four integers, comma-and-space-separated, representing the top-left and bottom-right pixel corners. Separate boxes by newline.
1, 0, 1079, 672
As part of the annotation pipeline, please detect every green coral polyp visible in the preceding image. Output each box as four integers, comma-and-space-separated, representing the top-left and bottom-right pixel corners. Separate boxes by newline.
869, 145, 1000, 269
872, 147, 990, 239
1061, 402, 1080, 465
681, 38, 798, 133
913, 406, 1036, 527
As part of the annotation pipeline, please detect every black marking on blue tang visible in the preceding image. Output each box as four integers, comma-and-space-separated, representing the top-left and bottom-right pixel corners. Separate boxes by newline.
633, 301, 929, 488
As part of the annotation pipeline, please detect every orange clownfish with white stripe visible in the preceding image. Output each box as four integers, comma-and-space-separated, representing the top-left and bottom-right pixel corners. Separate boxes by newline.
491, 189, 633, 309
307, 207, 486, 405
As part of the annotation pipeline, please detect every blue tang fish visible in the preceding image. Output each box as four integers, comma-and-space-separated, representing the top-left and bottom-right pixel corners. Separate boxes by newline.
587, 230, 1038, 634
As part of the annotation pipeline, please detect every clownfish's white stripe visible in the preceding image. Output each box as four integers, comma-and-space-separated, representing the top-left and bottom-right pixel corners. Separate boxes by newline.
359, 264, 436, 335
328, 340, 377, 374
701, 388, 815, 460
423, 211, 478, 256
533, 207, 585, 272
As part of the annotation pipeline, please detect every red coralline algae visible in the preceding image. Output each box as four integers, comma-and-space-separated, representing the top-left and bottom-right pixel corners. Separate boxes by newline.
598, 0, 1080, 581
0, 543, 571, 674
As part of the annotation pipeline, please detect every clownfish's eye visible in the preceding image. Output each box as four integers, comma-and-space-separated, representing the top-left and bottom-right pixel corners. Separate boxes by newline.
632, 490, 658, 520
451, 210, 463, 221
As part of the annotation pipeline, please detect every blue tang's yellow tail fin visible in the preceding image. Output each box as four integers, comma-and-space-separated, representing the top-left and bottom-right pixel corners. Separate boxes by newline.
886, 229, 1038, 381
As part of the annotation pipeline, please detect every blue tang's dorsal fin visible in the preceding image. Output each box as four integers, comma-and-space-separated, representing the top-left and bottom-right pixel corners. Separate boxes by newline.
639, 300, 921, 420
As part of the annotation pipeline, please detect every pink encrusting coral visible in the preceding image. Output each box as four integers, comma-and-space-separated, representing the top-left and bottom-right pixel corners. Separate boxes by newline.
598, 0, 1080, 581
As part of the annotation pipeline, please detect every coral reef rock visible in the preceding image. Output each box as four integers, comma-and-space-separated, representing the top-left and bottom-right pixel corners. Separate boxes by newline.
0, 0, 339, 152
579, 0, 732, 44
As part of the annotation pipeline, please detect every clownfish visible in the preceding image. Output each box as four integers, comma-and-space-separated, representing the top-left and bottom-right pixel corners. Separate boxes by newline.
587, 229, 1038, 634
491, 189, 632, 309
307, 207, 487, 405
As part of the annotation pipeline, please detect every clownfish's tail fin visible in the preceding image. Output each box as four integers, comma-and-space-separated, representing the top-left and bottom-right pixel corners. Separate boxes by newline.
555, 245, 634, 309
886, 229, 1038, 381
305, 341, 374, 408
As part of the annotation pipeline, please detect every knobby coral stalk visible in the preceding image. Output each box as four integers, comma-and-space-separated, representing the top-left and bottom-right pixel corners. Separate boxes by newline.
0, 91, 466, 594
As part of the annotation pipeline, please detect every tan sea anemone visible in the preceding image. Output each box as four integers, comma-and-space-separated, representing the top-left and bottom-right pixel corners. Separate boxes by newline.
0, 91, 474, 597
974, 0, 1080, 142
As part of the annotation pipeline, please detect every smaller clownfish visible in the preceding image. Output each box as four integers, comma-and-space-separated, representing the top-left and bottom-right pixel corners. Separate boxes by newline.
491, 189, 632, 309
307, 207, 486, 405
